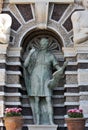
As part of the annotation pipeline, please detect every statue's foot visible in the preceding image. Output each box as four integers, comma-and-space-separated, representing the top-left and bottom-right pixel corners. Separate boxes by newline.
35, 122, 39, 125
49, 121, 55, 125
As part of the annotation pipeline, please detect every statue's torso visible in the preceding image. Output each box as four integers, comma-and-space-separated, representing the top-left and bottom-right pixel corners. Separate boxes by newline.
30, 50, 54, 97
79, 11, 88, 28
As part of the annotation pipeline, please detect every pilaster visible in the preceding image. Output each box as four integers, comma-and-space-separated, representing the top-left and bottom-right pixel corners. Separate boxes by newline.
0, 44, 8, 127
63, 47, 79, 110
5, 47, 22, 107
63, 45, 88, 120
75, 45, 88, 118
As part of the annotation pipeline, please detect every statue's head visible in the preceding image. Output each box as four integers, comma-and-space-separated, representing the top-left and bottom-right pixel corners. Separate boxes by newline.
82, 0, 88, 8
40, 38, 48, 49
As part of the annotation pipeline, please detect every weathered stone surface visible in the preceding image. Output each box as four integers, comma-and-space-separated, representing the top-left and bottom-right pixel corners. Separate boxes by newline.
0, 101, 4, 117
66, 74, 78, 84
8, 0, 74, 4
78, 69, 88, 85
0, 69, 6, 83
66, 96, 79, 102
28, 125, 58, 130
6, 75, 20, 84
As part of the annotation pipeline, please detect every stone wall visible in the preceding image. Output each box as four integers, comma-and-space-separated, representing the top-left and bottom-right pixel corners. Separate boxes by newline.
0, 1, 88, 130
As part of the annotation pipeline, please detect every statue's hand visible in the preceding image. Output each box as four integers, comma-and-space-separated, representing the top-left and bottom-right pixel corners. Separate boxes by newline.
62, 61, 68, 70
63, 61, 68, 67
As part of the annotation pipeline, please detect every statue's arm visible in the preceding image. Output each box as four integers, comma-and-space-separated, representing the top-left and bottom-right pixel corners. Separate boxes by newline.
24, 48, 35, 67
52, 54, 68, 71
71, 11, 80, 34
24, 54, 30, 67
54, 64, 61, 70
71, 11, 87, 44
0, 14, 12, 34
51, 54, 61, 70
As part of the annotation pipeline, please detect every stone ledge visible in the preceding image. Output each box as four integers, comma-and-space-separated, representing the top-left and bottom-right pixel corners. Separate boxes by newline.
0, 60, 6, 63
0, 83, 5, 86
22, 95, 64, 99
24, 115, 64, 120
62, 47, 76, 57
6, 62, 21, 66
0, 92, 22, 97
78, 60, 88, 63
5, 101, 21, 105
6, 70, 21, 75
79, 92, 88, 95
65, 71, 77, 74
28, 124, 58, 130
79, 83, 88, 86
64, 84, 78, 88
75, 45, 88, 52
6, 83, 22, 88
22, 103, 64, 108
6, 0, 74, 4
67, 62, 77, 65
64, 102, 79, 105
64, 93, 79, 96
5, 92, 21, 96
7, 51, 21, 57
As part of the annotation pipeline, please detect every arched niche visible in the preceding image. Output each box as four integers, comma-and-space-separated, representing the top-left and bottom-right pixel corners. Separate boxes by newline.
20, 29, 65, 124
21, 29, 64, 63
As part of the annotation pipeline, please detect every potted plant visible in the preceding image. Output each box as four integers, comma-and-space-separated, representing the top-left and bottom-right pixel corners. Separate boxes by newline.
65, 108, 85, 130
3, 107, 23, 130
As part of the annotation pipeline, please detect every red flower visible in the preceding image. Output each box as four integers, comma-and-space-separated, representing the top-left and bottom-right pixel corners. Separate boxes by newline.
67, 108, 83, 118
4, 107, 22, 117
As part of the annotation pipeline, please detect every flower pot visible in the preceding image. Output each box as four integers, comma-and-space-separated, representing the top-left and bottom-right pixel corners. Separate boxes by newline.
4, 116, 23, 130
65, 118, 85, 130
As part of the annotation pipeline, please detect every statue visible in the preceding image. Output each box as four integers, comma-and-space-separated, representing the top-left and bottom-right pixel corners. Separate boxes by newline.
0, 0, 12, 44
23, 38, 67, 125
71, 0, 88, 44
0, 14, 12, 44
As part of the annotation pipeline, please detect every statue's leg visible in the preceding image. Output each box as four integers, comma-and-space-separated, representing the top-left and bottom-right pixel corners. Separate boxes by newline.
29, 96, 36, 123
34, 96, 40, 124
46, 96, 54, 124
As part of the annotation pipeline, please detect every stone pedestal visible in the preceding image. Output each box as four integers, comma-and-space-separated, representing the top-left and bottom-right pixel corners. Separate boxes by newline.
28, 125, 58, 130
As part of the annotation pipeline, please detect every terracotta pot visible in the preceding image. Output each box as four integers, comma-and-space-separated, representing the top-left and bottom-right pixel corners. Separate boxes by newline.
4, 116, 23, 130
65, 118, 85, 130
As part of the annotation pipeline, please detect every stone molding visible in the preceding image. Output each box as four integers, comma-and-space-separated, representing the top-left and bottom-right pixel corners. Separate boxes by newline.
5, 0, 74, 4
0, 44, 8, 54
28, 125, 58, 130
7, 47, 22, 57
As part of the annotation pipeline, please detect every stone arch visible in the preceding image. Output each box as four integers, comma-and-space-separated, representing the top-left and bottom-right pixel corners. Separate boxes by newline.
15, 26, 64, 48
21, 28, 63, 47
21, 28, 64, 62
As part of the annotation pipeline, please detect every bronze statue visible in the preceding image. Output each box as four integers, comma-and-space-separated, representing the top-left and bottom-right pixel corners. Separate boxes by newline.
23, 38, 67, 125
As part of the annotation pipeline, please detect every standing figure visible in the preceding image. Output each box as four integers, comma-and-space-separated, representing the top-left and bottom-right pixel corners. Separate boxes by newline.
23, 38, 67, 125
71, 0, 88, 44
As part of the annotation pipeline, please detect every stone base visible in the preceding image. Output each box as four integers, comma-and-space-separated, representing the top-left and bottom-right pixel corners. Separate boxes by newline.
28, 125, 58, 130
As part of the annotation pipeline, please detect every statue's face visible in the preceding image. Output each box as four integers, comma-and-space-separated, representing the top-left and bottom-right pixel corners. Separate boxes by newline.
40, 38, 48, 49
83, 0, 88, 8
